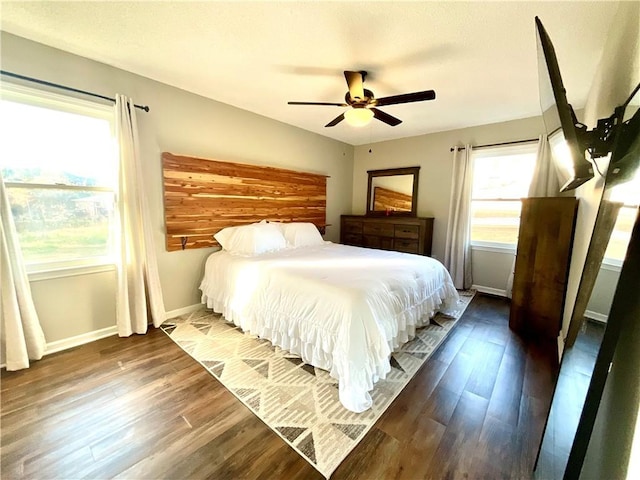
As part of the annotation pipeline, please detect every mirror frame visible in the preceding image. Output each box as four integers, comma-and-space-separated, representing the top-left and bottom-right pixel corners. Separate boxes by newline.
366, 166, 420, 217
563, 199, 622, 347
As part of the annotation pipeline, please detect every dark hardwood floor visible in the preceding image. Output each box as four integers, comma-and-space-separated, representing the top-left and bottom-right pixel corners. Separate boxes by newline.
1, 294, 559, 479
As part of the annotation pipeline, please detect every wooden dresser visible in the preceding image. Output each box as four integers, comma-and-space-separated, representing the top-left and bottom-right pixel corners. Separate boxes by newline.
340, 215, 434, 256
509, 197, 578, 340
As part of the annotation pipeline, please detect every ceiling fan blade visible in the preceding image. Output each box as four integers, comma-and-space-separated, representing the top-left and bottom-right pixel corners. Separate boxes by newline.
325, 113, 345, 127
371, 108, 402, 126
375, 90, 436, 107
288, 101, 348, 106
344, 71, 365, 101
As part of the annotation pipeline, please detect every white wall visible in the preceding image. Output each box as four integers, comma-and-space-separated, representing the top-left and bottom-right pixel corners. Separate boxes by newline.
29, 269, 116, 343
352, 115, 545, 293
1, 32, 354, 345
585, 265, 620, 322
471, 247, 517, 296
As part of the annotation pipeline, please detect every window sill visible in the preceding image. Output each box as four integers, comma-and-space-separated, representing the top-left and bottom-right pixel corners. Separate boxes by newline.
28, 262, 116, 282
471, 242, 517, 254
600, 259, 622, 273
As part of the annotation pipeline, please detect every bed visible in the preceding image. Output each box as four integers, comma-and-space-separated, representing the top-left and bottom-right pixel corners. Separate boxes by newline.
199, 222, 459, 413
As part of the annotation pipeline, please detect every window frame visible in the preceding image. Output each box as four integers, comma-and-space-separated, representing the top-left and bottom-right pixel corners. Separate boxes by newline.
1, 82, 118, 276
469, 142, 538, 251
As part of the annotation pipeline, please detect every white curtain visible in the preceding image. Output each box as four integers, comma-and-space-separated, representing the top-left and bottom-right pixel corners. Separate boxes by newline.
506, 134, 560, 298
528, 134, 560, 197
444, 145, 474, 290
115, 95, 166, 336
0, 171, 46, 370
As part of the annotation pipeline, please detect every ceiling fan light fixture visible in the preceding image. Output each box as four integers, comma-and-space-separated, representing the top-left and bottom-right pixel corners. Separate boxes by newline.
288, 71, 435, 127
344, 107, 374, 127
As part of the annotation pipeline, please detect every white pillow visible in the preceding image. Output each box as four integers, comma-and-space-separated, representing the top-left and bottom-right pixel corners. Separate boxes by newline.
281, 222, 324, 248
214, 225, 240, 251
214, 223, 286, 255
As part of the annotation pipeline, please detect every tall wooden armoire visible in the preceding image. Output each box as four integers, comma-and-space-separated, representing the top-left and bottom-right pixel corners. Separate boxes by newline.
509, 197, 578, 340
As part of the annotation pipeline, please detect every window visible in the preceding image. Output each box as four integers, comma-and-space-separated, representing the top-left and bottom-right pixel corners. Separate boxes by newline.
603, 169, 640, 264
0, 84, 117, 272
470, 143, 538, 248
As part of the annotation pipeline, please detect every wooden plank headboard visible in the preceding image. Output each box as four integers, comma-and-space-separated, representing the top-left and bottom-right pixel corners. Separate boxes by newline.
162, 152, 328, 251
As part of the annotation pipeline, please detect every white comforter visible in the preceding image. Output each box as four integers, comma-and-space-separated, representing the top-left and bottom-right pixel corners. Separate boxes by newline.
199, 242, 459, 412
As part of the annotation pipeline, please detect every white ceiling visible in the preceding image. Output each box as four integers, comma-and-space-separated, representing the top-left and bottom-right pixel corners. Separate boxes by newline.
0, 1, 619, 146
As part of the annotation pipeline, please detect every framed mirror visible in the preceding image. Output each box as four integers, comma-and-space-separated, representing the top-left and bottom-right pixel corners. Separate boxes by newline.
366, 166, 420, 217
534, 85, 640, 479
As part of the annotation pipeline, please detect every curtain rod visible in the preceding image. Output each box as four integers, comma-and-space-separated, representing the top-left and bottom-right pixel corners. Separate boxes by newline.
0, 70, 150, 112
450, 137, 538, 152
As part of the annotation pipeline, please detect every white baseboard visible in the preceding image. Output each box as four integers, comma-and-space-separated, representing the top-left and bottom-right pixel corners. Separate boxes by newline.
585, 310, 608, 323
165, 303, 204, 319
1, 325, 118, 369
2, 304, 205, 369
45, 325, 118, 356
471, 285, 508, 298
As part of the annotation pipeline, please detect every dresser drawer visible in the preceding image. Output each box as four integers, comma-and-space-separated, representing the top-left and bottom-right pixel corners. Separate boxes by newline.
343, 220, 363, 234
380, 237, 394, 250
362, 235, 394, 250
363, 222, 395, 237
340, 215, 434, 256
342, 233, 363, 246
362, 235, 381, 249
394, 224, 420, 240
394, 238, 420, 254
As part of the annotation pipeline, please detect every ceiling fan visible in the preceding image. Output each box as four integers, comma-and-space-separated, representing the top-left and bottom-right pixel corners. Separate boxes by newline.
288, 70, 436, 128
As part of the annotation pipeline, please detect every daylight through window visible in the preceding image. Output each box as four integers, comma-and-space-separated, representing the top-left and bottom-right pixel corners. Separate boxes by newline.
604, 168, 640, 263
470, 143, 538, 247
0, 84, 117, 271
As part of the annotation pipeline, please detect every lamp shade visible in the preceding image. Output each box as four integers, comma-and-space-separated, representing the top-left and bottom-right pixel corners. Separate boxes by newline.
344, 107, 374, 127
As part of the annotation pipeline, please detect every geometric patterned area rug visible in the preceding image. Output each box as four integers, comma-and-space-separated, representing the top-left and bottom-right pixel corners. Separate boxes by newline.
161, 290, 475, 478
